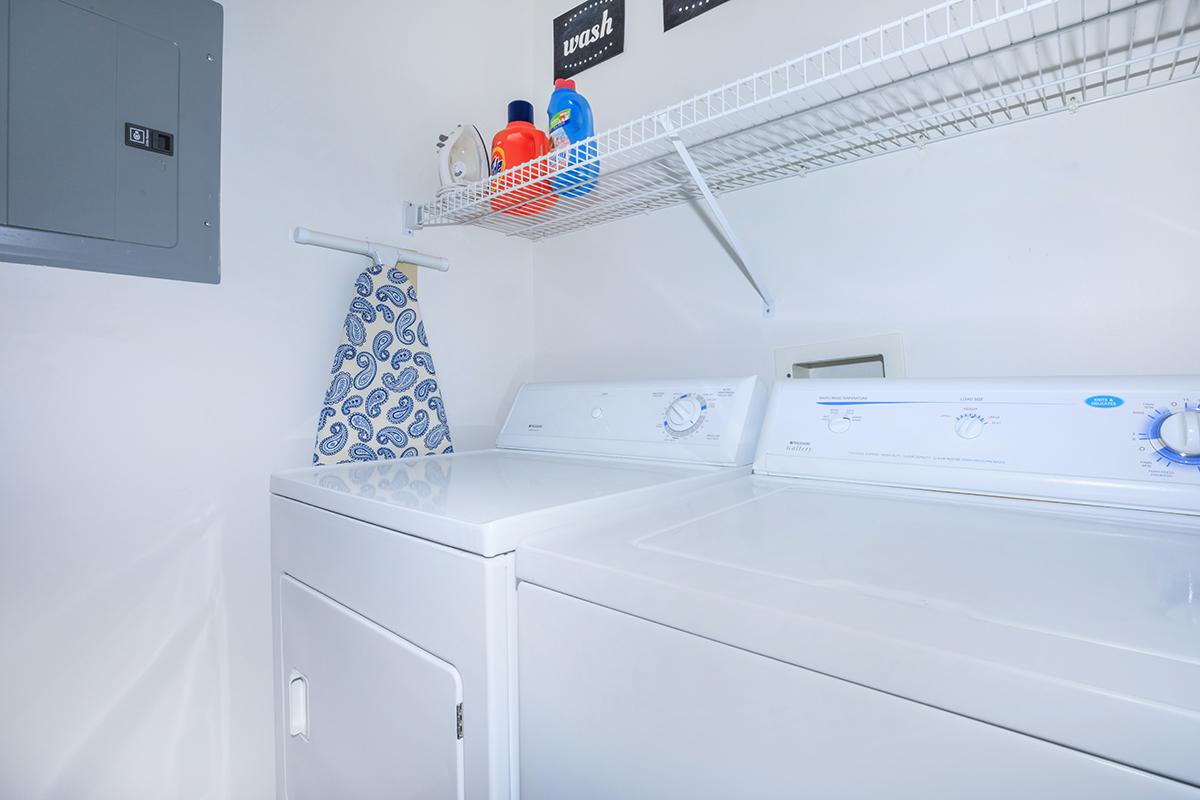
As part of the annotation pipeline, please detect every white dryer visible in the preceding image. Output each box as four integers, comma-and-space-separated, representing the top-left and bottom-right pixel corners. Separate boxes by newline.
269, 376, 766, 800
517, 377, 1200, 799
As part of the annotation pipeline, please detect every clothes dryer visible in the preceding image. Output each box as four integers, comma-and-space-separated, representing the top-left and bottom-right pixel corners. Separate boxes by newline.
270, 376, 766, 799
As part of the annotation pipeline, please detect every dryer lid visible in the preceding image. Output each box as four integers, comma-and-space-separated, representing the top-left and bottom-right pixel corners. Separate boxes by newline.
271, 449, 742, 557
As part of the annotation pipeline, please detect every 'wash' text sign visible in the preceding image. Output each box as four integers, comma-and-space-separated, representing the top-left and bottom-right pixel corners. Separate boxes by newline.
554, 0, 625, 79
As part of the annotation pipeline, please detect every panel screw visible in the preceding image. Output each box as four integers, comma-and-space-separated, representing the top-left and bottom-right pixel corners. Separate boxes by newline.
206, 53, 215, 62
204, 220, 212, 227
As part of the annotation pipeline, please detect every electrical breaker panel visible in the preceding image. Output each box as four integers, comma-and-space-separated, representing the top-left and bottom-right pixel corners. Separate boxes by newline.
0, 0, 223, 282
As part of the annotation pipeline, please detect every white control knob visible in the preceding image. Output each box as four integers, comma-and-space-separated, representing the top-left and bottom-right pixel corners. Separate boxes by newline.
828, 416, 852, 434
665, 395, 703, 433
1159, 410, 1200, 457
955, 416, 985, 440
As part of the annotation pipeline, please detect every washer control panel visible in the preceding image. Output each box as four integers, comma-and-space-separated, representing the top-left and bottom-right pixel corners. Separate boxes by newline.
757, 377, 1200, 513
498, 377, 767, 466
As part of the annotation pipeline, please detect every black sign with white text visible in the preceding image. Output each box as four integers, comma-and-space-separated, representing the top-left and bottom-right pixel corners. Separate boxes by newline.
663, 0, 735, 31
554, 0, 625, 79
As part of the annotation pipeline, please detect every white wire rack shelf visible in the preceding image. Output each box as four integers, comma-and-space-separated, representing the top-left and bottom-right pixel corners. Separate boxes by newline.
415, 0, 1199, 310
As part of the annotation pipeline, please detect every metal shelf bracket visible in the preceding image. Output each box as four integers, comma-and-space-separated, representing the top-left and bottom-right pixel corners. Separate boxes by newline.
658, 115, 775, 318
403, 201, 420, 237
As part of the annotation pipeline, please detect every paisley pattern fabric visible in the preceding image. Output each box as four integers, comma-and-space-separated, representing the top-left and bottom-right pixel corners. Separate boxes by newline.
313, 261, 453, 465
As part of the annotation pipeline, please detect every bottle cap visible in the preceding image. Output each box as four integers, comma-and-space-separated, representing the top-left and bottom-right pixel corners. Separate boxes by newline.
555, 78, 577, 91
507, 100, 535, 124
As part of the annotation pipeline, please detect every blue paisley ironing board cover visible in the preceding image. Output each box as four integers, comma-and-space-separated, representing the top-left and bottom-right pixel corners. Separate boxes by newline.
314, 261, 452, 464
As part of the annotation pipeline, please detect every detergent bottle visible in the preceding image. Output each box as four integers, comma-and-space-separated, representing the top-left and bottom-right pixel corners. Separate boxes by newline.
490, 100, 555, 216
547, 79, 598, 197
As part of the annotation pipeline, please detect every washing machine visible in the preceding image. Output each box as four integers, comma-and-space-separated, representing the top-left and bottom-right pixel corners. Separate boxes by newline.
517, 376, 1200, 799
268, 376, 766, 800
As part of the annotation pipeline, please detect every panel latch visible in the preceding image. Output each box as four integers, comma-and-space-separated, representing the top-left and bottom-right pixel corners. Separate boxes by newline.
124, 122, 174, 156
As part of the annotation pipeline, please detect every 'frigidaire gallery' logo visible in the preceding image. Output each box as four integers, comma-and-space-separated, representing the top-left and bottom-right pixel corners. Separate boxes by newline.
554, 0, 625, 79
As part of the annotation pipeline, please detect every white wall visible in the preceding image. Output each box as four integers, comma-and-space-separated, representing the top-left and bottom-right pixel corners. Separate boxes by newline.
529, 0, 1200, 382
0, 1, 532, 797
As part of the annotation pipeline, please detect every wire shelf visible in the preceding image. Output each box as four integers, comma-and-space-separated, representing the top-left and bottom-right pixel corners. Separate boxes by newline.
417, 0, 1200, 240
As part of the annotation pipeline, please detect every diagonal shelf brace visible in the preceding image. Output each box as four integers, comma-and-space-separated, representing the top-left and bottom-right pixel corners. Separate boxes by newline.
658, 116, 775, 317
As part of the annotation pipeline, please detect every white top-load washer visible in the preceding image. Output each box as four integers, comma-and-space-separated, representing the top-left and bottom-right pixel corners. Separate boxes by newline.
268, 376, 766, 800
517, 377, 1200, 800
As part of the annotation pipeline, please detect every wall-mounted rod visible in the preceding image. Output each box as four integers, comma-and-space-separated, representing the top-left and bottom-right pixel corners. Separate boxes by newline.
293, 227, 450, 272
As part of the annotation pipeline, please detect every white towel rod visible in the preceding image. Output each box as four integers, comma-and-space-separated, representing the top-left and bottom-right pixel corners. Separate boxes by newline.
293, 227, 449, 272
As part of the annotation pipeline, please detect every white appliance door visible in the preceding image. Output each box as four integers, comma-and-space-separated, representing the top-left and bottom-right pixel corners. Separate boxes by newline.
280, 576, 464, 800
519, 584, 1199, 800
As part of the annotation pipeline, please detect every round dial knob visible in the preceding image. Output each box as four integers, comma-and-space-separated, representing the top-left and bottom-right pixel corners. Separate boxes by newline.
828, 415, 852, 434
1159, 410, 1200, 457
955, 415, 985, 440
665, 395, 704, 433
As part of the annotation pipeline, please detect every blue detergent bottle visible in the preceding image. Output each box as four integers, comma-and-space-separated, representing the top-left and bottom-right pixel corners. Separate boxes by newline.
547, 79, 598, 197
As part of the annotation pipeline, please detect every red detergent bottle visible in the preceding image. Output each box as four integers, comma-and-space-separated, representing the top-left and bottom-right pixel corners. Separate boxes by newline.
489, 100, 556, 216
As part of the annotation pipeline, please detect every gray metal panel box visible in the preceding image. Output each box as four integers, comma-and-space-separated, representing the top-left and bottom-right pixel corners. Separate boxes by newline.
0, 0, 222, 283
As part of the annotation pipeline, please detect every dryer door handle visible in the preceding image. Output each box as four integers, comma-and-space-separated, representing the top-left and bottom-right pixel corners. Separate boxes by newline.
289, 671, 309, 738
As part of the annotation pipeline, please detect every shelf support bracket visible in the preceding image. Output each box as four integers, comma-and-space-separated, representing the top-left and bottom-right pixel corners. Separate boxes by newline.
402, 201, 420, 237
659, 116, 774, 317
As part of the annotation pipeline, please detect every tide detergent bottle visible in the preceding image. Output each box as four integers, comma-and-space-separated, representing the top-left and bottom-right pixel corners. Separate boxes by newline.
490, 100, 555, 216
547, 79, 598, 197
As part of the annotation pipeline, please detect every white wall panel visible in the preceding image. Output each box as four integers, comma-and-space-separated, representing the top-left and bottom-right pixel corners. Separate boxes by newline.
0, 1, 534, 796
528, 0, 1200, 382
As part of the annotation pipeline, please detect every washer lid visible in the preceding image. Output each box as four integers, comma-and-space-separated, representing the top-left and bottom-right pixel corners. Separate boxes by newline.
517, 478, 1200, 786
271, 449, 742, 557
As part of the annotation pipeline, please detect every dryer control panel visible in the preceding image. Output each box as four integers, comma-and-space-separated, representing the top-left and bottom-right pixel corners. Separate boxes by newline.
498, 377, 768, 466
755, 377, 1200, 513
